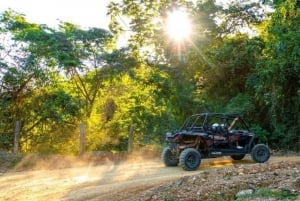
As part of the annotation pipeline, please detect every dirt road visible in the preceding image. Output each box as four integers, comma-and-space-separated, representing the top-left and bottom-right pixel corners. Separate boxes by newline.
0, 155, 299, 201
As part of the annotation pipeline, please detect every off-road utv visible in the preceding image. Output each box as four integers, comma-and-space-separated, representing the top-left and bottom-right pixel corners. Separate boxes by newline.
162, 113, 271, 171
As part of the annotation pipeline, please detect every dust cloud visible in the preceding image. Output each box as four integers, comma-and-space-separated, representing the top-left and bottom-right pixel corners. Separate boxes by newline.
10, 150, 161, 171
0, 150, 165, 201
3, 151, 291, 201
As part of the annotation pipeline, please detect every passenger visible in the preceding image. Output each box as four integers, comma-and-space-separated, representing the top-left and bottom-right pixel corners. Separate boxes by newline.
229, 117, 243, 149
212, 123, 226, 143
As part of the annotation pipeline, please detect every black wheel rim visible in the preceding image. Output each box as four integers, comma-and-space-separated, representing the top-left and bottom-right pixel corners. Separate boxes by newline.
186, 153, 198, 168
256, 148, 268, 161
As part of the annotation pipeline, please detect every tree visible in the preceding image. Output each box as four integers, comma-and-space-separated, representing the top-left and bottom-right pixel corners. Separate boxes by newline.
1, 0, 298, 154
249, 0, 300, 149
0, 11, 59, 151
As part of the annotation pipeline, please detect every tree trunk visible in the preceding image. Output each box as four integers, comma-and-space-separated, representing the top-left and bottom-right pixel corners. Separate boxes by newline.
13, 121, 21, 154
128, 125, 134, 153
79, 123, 86, 156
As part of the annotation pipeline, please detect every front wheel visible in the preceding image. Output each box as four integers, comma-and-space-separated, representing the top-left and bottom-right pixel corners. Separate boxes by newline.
179, 148, 201, 171
161, 147, 179, 167
251, 144, 270, 163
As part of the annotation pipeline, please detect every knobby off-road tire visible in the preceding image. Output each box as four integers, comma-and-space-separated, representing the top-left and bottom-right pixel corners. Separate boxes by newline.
230, 154, 246, 160
161, 147, 179, 167
251, 144, 271, 163
179, 148, 201, 171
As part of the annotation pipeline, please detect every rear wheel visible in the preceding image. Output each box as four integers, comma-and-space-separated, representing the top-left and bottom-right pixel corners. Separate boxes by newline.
161, 147, 178, 166
179, 148, 201, 171
230, 154, 245, 160
251, 144, 270, 163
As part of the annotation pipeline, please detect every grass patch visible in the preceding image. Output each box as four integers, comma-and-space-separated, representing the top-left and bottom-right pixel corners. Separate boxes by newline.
235, 188, 298, 201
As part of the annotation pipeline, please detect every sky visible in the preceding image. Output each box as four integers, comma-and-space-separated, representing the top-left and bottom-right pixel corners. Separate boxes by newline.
0, 0, 268, 46
0, 0, 111, 29
0, 0, 266, 29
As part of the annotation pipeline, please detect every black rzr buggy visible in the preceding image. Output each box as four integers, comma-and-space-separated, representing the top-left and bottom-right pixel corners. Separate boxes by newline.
162, 113, 271, 171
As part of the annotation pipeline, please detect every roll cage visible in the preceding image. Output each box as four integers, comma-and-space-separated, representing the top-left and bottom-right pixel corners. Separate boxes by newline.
179, 113, 250, 133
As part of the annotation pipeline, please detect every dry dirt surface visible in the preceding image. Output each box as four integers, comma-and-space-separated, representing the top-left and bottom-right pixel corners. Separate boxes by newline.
0, 152, 299, 201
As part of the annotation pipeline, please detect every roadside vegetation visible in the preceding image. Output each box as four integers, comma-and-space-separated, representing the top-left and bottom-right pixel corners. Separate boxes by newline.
0, 0, 299, 155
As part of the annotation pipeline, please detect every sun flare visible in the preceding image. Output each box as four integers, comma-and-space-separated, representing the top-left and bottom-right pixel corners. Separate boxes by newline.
166, 9, 192, 41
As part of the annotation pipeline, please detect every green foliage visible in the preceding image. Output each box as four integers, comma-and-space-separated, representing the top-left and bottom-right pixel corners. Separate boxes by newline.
250, 124, 270, 144
0, 0, 299, 154
29, 89, 82, 123
0, 134, 12, 150
218, 1, 268, 35
249, 0, 300, 149
225, 94, 255, 114
88, 65, 178, 151
199, 34, 262, 113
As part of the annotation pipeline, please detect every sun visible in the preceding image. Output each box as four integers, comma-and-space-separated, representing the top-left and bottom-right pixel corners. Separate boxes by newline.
166, 9, 192, 41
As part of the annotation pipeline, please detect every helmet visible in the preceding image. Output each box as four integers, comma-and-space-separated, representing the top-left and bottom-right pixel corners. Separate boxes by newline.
212, 123, 220, 131
212, 123, 219, 128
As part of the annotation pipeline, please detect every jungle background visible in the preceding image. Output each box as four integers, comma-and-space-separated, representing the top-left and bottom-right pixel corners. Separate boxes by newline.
0, 0, 299, 155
